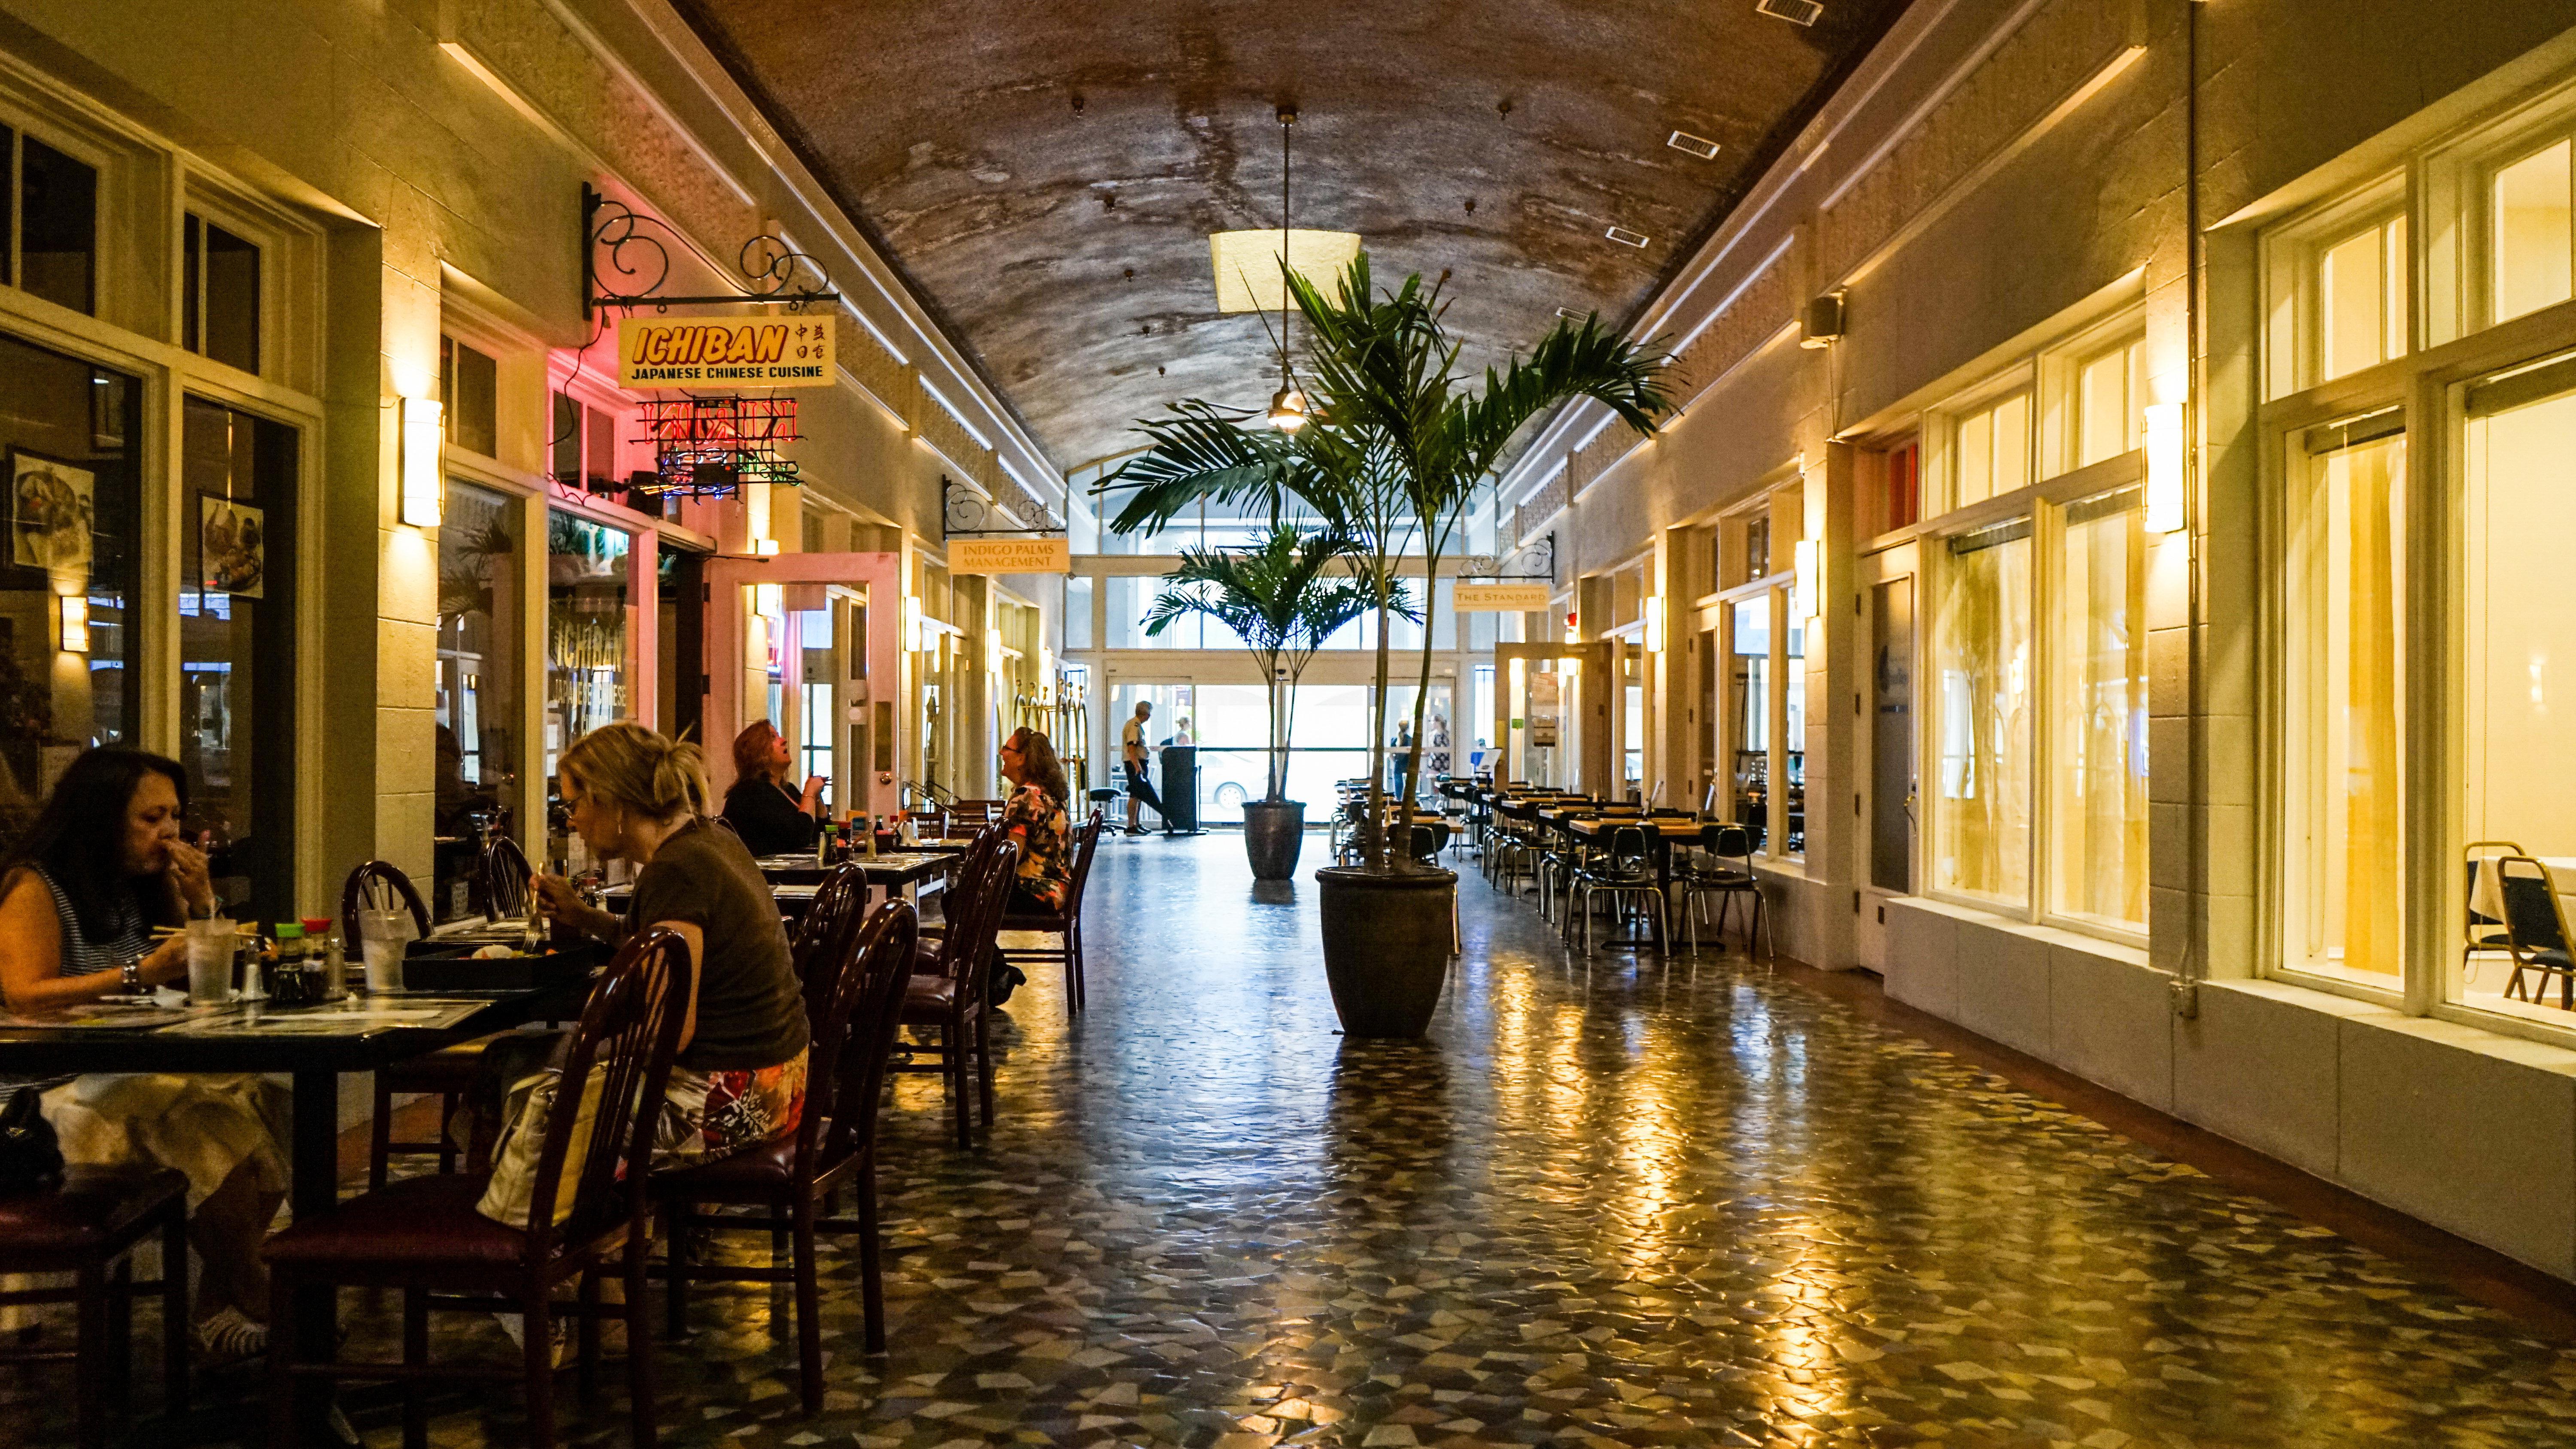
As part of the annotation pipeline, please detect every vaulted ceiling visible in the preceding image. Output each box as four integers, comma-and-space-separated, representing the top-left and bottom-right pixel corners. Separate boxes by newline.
671, 0, 1910, 475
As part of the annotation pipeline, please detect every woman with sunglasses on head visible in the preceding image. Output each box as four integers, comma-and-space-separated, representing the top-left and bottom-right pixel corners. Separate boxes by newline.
0, 747, 288, 1359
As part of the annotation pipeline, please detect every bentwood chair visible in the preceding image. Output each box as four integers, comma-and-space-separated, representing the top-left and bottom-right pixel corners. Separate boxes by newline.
1680, 824, 1771, 958
352, 859, 480, 1188
2497, 855, 2576, 1010
1568, 824, 1668, 952
483, 834, 536, 920
654, 900, 917, 1410
789, 862, 872, 996
264, 929, 692, 1449
997, 809, 1106, 1015
895, 832, 1021, 1147
0, 1166, 190, 1449
2466, 840, 2527, 984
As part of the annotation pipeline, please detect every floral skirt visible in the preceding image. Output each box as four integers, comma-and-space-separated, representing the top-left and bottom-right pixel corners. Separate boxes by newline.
477, 1049, 807, 1229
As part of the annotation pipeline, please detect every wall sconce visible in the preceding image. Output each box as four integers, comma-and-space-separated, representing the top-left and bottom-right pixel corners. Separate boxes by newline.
2145, 402, 2185, 534
1560, 655, 1581, 679
1643, 596, 1664, 653
902, 597, 923, 653
1793, 539, 1819, 621
399, 396, 444, 527
754, 538, 782, 557
58, 593, 88, 653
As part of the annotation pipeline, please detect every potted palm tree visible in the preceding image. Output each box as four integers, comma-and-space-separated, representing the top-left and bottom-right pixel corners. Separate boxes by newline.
1142, 524, 1397, 880
1106, 257, 1671, 1036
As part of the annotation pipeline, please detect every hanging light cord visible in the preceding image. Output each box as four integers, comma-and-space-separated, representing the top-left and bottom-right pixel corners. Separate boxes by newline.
1279, 109, 1294, 387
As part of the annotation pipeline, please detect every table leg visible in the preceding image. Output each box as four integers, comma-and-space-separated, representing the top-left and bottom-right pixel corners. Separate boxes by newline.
288, 1070, 354, 1444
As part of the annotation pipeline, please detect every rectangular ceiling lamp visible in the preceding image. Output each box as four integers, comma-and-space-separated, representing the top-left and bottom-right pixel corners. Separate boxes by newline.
1209, 229, 1364, 313
400, 396, 444, 527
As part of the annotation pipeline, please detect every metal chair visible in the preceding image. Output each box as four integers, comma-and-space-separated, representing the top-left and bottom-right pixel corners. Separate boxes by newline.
1679, 824, 1771, 957
2497, 855, 2576, 1009
2466, 840, 2527, 984
1568, 823, 1668, 952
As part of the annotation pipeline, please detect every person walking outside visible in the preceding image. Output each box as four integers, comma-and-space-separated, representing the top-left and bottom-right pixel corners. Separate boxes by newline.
1122, 701, 1167, 836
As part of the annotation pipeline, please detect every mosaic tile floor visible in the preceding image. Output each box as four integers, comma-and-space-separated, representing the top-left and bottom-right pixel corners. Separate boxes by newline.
16, 830, 2576, 1446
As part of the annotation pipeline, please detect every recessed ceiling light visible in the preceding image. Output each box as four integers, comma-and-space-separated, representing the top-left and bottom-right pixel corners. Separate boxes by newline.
1605, 226, 1649, 248
1756, 0, 1823, 26
1667, 130, 1721, 160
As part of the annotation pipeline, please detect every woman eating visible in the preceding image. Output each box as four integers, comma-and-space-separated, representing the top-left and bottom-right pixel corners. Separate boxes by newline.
0, 748, 288, 1358
496, 721, 809, 1223
719, 720, 823, 856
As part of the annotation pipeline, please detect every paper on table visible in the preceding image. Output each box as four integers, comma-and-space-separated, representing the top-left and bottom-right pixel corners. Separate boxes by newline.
160, 1000, 488, 1036
0, 999, 210, 1031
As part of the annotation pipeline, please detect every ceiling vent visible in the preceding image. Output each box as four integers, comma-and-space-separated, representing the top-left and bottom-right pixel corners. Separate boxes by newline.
1667, 130, 1721, 160
1604, 226, 1650, 248
1756, 0, 1824, 26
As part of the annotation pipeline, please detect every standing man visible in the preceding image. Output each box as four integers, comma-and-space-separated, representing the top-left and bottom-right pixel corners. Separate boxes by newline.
1122, 700, 1168, 836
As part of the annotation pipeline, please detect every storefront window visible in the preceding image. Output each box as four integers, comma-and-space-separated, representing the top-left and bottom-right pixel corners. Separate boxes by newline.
2492, 138, 2573, 325
1622, 648, 1643, 794
1952, 391, 2030, 508
0, 334, 140, 838
2287, 430, 2405, 982
2321, 215, 2408, 382
2458, 366, 2576, 1021
180, 397, 297, 918
1730, 596, 1768, 834
1785, 600, 1806, 853
17, 135, 97, 315
1932, 522, 2032, 905
546, 510, 633, 860
434, 482, 521, 921
2049, 490, 2148, 928
2075, 337, 2144, 468
181, 213, 260, 375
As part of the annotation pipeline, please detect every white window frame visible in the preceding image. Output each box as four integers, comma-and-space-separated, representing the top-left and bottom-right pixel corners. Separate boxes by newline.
2260, 173, 2411, 400
2424, 77, 2576, 346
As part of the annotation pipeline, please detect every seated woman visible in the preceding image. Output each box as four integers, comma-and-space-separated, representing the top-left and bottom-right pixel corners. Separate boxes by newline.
998, 727, 1074, 915
718, 720, 822, 857
489, 722, 810, 1227
0, 748, 288, 1358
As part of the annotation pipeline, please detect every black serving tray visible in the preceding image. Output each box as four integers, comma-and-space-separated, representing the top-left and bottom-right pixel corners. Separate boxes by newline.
400, 939, 608, 991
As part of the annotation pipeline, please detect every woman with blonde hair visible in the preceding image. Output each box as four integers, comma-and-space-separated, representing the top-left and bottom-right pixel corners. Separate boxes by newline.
490, 722, 809, 1226
721, 719, 823, 856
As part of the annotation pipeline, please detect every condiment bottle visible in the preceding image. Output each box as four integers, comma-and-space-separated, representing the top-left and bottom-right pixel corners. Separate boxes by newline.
304, 916, 345, 1001
271, 922, 305, 1003
864, 813, 880, 857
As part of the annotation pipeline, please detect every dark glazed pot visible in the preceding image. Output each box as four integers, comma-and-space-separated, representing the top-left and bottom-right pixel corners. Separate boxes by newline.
1242, 800, 1306, 881
1315, 865, 1457, 1038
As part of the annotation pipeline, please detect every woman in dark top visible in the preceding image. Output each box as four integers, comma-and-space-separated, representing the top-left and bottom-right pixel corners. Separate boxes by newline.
495, 723, 808, 1227
720, 720, 822, 855
0, 748, 286, 1356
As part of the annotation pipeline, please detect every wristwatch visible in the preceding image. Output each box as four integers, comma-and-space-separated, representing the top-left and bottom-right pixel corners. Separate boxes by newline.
120, 954, 145, 992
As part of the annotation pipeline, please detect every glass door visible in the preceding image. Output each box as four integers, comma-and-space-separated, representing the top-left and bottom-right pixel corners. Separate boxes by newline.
1857, 544, 1918, 970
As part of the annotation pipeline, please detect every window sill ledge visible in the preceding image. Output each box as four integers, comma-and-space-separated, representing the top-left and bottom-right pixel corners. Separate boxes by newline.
1889, 893, 2152, 971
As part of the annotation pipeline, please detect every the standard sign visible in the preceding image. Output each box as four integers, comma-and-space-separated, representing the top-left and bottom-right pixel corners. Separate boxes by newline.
952, 537, 1071, 575
618, 315, 835, 388
1454, 582, 1552, 611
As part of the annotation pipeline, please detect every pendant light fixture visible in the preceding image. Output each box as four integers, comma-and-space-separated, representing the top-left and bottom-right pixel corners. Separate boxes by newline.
1209, 109, 1358, 431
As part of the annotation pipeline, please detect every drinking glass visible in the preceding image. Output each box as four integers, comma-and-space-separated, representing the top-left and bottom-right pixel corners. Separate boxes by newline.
358, 908, 411, 994
185, 920, 234, 1005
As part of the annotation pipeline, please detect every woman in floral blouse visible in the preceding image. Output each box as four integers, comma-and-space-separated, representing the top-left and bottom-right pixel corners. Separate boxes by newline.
998, 727, 1074, 913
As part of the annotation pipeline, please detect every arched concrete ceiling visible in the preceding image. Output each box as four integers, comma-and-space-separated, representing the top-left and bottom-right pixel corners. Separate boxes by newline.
671, 0, 1910, 474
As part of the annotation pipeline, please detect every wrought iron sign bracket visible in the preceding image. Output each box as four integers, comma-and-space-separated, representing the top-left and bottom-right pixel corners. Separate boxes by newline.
942, 474, 1064, 541
1460, 530, 1555, 583
583, 184, 842, 318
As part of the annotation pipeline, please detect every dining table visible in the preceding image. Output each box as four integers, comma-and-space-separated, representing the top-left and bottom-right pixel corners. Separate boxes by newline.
612, 851, 957, 916
2469, 854, 2576, 928
1568, 813, 1708, 897
0, 979, 589, 1439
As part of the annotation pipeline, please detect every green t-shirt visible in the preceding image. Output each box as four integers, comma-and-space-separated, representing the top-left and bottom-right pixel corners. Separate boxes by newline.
626, 819, 809, 1071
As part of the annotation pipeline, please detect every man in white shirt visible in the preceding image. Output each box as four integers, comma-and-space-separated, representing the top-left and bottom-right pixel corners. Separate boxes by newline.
1122, 701, 1167, 836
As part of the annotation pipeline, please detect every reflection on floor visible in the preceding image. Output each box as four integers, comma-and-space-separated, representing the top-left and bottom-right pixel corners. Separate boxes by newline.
15, 828, 2576, 1446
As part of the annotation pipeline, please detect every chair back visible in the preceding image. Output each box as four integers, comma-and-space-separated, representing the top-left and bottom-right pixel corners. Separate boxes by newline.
789, 862, 872, 999
483, 834, 535, 919
1700, 823, 1756, 866
522, 927, 691, 1259
935, 834, 1022, 1008
2468, 840, 2526, 938
808, 901, 920, 1176
924, 828, 1008, 981
340, 859, 430, 947
1058, 809, 1106, 917
2498, 856, 2572, 958
1608, 824, 1651, 873
1409, 822, 1450, 863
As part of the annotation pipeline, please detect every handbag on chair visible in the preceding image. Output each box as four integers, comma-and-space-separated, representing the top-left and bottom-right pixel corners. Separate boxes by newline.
0, 1085, 64, 1191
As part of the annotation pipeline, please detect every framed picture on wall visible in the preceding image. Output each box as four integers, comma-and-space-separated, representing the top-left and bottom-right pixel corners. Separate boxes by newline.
8, 449, 94, 581
200, 494, 266, 598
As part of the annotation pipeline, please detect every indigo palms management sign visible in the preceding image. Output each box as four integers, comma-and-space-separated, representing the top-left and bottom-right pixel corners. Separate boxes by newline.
617, 314, 836, 388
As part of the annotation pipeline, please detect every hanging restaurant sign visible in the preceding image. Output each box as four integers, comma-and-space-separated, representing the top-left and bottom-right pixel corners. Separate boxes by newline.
633, 396, 801, 498
617, 314, 835, 389
1455, 582, 1552, 611
952, 537, 1072, 575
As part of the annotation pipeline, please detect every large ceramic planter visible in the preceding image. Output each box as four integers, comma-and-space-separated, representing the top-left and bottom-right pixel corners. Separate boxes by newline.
1242, 800, 1306, 881
1315, 865, 1457, 1038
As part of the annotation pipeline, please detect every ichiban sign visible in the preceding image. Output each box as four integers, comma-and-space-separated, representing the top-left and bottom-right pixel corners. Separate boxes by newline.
1454, 582, 1552, 611
951, 537, 1072, 575
617, 314, 835, 388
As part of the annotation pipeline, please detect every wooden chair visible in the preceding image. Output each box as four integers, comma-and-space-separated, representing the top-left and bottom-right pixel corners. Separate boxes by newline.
788, 862, 872, 996
0, 1166, 189, 1449
996, 809, 1105, 1016
483, 834, 536, 920
348, 861, 471, 1188
893, 832, 1019, 1148
2496, 855, 2576, 1009
264, 928, 692, 1449
653, 900, 917, 1410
